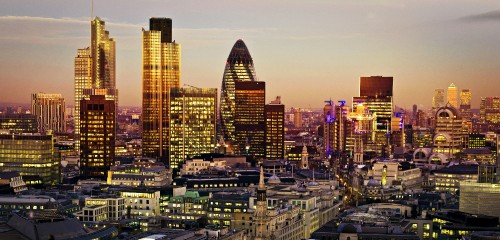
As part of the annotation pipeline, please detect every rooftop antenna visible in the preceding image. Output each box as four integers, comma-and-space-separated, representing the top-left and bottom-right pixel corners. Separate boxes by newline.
91, 0, 94, 20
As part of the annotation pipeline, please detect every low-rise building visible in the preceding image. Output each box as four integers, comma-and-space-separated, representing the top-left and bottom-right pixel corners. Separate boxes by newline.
75, 196, 125, 222
119, 188, 160, 218
432, 164, 478, 193
0, 195, 59, 216
107, 160, 170, 187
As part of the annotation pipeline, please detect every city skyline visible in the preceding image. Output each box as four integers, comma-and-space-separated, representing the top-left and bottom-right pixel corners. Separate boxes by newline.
1, 0, 500, 109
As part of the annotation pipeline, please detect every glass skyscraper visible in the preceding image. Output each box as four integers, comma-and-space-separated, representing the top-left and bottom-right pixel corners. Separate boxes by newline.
74, 17, 116, 153
234, 81, 266, 158
142, 18, 181, 162
220, 39, 257, 145
169, 87, 217, 172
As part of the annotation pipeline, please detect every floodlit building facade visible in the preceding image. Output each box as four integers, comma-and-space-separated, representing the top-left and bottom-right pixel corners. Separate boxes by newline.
142, 18, 181, 163
0, 133, 58, 186
31, 93, 66, 133
169, 87, 217, 172
220, 39, 257, 145
80, 95, 116, 179
265, 97, 285, 160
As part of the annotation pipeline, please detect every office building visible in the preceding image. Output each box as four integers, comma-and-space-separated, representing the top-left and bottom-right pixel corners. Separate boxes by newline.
447, 83, 458, 108
433, 104, 463, 158
75, 17, 117, 153
292, 107, 303, 128
265, 96, 285, 160
460, 89, 472, 120
480, 96, 500, 123
323, 100, 335, 157
0, 113, 37, 133
220, 39, 257, 145
142, 17, 181, 163
107, 160, 170, 187
0, 133, 58, 186
31, 93, 66, 133
234, 81, 266, 158
74, 47, 92, 152
91, 17, 116, 90
353, 76, 393, 149
169, 87, 217, 172
80, 95, 116, 179
433, 89, 445, 109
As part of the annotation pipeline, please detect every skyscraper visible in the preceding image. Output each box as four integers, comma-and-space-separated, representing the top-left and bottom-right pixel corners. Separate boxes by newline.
142, 17, 181, 162
265, 96, 285, 160
80, 95, 116, 179
323, 100, 335, 157
220, 39, 257, 145
234, 81, 265, 158
91, 17, 116, 90
74, 47, 92, 152
169, 87, 217, 172
353, 76, 393, 148
75, 17, 117, 153
447, 83, 458, 108
460, 89, 472, 120
433, 89, 445, 109
480, 97, 500, 123
31, 93, 66, 133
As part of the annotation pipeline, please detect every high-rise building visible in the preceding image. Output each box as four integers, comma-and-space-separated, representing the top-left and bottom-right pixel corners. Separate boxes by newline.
0, 133, 58, 186
265, 96, 285, 160
292, 107, 303, 128
169, 87, 217, 172
91, 17, 116, 90
447, 83, 458, 108
460, 89, 472, 120
353, 76, 393, 148
31, 93, 66, 133
433, 105, 463, 159
433, 89, 445, 109
74, 47, 92, 152
80, 95, 116, 179
220, 39, 257, 145
480, 97, 500, 123
0, 113, 37, 133
75, 17, 117, 154
142, 17, 181, 162
234, 81, 265, 158
323, 100, 335, 157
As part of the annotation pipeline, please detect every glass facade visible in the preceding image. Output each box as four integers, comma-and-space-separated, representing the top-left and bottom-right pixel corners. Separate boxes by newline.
265, 99, 285, 160
74, 47, 92, 152
31, 93, 66, 134
80, 95, 116, 179
433, 89, 445, 109
169, 87, 217, 172
0, 134, 58, 186
220, 39, 257, 144
459, 89, 472, 120
0, 114, 37, 133
447, 83, 458, 109
142, 19, 181, 163
91, 17, 116, 90
234, 81, 265, 158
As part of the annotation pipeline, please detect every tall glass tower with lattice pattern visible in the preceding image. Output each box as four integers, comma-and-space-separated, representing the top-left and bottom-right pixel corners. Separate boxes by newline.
220, 39, 257, 145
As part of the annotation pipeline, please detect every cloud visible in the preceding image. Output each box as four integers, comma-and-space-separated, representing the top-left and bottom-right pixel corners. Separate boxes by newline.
458, 10, 500, 23
0, 15, 142, 28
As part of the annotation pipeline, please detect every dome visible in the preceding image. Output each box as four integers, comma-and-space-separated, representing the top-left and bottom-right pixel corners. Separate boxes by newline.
367, 178, 380, 187
308, 181, 320, 187
268, 175, 281, 184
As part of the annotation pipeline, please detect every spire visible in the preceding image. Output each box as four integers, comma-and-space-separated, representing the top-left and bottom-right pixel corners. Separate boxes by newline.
258, 165, 265, 190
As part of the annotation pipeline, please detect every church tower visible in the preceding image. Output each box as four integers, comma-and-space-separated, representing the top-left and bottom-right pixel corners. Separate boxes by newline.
300, 145, 309, 169
254, 166, 268, 239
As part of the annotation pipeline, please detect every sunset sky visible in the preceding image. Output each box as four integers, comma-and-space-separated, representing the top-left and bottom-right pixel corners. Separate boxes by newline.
1, 0, 499, 109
